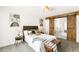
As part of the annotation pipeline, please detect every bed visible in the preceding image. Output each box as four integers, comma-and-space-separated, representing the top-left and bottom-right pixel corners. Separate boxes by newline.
23, 26, 58, 52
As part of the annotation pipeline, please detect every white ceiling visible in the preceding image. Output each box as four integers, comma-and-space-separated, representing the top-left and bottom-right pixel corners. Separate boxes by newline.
17, 6, 79, 17
30, 6, 79, 18
42, 6, 79, 17
1, 6, 79, 18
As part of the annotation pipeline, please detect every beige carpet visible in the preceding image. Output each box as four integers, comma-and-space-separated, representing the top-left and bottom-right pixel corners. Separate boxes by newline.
0, 39, 79, 52
58, 39, 79, 52
0, 42, 35, 52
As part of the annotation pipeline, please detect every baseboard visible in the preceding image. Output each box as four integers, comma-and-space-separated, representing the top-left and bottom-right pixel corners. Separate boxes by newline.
0, 42, 15, 48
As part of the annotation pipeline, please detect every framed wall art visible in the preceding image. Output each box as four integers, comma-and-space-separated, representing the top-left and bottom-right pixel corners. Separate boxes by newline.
9, 14, 20, 27
40, 19, 43, 26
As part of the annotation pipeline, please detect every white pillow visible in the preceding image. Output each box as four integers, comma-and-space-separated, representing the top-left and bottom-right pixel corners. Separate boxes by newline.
24, 31, 28, 36
24, 31, 32, 36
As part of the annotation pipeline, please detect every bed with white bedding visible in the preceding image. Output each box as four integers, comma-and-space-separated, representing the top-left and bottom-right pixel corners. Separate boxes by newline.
23, 26, 57, 52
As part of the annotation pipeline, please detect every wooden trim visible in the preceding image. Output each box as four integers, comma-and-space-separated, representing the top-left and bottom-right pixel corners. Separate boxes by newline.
49, 18, 54, 35
46, 11, 79, 19
46, 16, 55, 20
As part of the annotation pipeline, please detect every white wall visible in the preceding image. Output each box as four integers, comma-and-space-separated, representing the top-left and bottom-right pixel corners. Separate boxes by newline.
76, 15, 79, 42
0, 6, 41, 47
43, 19, 49, 34
0, 6, 79, 47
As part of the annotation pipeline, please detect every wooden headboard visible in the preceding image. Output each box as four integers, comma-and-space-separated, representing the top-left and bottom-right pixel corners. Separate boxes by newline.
23, 26, 38, 30
23, 26, 38, 42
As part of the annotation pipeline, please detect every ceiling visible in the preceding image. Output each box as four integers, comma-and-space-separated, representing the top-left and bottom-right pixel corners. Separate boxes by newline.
1, 6, 79, 18
42, 6, 79, 17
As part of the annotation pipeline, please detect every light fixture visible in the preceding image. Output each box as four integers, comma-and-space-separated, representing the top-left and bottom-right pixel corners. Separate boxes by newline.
44, 6, 53, 11
43, 6, 49, 11
44, 6, 49, 10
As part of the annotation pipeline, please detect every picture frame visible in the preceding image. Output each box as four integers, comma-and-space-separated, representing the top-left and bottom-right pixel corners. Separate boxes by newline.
10, 14, 20, 27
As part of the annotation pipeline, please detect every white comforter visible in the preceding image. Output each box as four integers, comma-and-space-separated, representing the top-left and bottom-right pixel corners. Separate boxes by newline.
24, 34, 56, 52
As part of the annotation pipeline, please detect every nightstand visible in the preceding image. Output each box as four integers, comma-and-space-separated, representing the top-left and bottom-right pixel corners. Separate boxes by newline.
15, 35, 23, 44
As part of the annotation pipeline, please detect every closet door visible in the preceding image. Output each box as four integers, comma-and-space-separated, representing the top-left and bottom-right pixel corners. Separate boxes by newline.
67, 14, 76, 42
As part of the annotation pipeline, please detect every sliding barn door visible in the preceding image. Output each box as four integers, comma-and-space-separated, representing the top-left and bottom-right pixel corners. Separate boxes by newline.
67, 14, 76, 42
